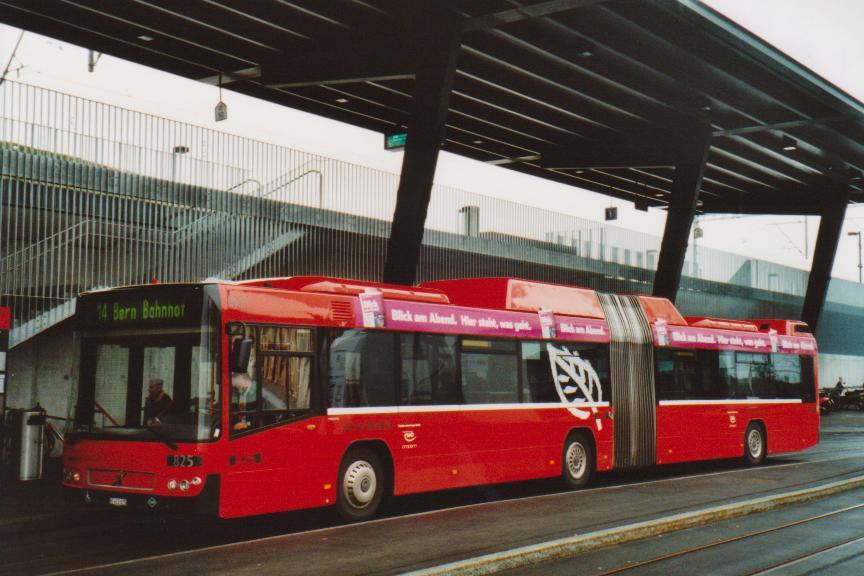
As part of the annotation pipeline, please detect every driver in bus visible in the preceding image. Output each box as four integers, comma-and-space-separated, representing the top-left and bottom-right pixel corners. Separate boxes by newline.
231, 372, 254, 431
144, 378, 173, 425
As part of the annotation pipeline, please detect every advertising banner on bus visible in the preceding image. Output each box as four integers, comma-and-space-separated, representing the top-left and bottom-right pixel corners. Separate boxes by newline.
363, 300, 609, 342
656, 325, 817, 355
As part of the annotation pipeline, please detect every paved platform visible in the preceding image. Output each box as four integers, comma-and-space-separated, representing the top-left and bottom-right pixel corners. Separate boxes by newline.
1, 412, 862, 576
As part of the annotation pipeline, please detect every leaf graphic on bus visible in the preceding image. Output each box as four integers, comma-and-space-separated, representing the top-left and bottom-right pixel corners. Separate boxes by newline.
547, 343, 604, 430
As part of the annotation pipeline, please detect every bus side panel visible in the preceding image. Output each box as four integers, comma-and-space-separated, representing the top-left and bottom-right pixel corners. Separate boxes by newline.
391, 407, 613, 496
736, 403, 819, 455
758, 402, 818, 455
219, 417, 335, 518
657, 401, 817, 467
656, 404, 732, 464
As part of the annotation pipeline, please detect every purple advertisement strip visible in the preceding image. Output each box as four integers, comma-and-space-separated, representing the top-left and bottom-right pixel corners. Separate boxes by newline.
354, 300, 610, 342
656, 325, 817, 355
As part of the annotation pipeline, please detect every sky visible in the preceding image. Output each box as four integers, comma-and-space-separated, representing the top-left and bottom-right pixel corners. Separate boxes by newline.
1, 1, 863, 281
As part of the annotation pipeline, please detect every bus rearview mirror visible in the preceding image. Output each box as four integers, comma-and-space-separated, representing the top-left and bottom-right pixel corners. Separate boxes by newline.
230, 339, 253, 373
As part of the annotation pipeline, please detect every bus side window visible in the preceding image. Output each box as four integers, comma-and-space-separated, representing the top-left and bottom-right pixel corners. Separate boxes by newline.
736, 353, 771, 398
718, 351, 736, 398
460, 339, 518, 404
521, 342, 557, 403
800, 356, 816, 402
655, 349, 679, 399
400, 334, 459, 405
329, 330, 396, 408
772, 353, 802, 399
693, 350, 722, 399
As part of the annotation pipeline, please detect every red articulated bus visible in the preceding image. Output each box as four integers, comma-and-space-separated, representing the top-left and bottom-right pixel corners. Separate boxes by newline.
62, 277, 819, 520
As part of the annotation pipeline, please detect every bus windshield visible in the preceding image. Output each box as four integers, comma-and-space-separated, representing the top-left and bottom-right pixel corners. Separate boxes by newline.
73, 286, 221, 443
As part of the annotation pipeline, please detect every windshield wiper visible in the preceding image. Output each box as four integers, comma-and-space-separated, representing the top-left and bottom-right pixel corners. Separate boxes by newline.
94, 424, 178, 450
142, 424, 178, 451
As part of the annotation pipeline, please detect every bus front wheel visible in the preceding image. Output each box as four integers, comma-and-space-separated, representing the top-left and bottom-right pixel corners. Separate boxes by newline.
336, 447, 384, 521
562, 433, 594, 489
744, 423, 766, 465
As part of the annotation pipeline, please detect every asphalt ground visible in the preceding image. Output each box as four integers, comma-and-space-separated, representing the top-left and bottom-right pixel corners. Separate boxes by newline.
0, 410, 862, 575
514, 485, 864, 575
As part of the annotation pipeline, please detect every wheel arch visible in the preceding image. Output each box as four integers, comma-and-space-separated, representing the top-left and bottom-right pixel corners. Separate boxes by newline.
343, 439, 394, 495
564, 427, 598, 465
746, 419, 767, 445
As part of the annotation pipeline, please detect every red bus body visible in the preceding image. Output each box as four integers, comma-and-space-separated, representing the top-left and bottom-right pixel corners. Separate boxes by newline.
63, 277, 819, 518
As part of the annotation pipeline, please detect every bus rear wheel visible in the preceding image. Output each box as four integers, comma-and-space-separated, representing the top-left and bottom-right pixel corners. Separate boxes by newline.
336, 447, 384, 521
744, 423, 766, 465
562, 434, 594, 489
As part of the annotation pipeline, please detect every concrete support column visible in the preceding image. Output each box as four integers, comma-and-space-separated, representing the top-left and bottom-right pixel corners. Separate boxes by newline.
802, 180, 851, 333
652, 125, 713, 302
382, 6, 461, 285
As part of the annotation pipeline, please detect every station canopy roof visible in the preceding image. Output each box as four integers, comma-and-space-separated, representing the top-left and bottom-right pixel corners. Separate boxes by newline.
3, 0, 864, 215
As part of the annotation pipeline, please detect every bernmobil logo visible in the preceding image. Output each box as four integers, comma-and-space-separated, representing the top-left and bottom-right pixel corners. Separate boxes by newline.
402, 430, 416, 443
547, 343, 604, 430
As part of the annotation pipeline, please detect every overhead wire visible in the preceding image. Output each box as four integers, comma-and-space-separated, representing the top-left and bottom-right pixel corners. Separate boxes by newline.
0, 30, 25, 87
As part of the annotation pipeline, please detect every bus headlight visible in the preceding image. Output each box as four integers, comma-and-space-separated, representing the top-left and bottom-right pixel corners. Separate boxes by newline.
63, 468, 82, 484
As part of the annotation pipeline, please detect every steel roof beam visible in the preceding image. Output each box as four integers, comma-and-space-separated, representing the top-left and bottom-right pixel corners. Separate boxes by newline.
383, 5, 462, 286
463, 0, 608, 32
652, 124, 712, 302
259, 41, 416, 88
539, 141, 677, 170
802, 180, 853, 333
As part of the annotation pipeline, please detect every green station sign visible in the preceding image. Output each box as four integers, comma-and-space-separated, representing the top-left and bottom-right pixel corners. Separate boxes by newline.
384, 131, 407, 151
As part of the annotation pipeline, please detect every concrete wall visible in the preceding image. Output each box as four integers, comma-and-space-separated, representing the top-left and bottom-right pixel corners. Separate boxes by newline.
5, 320, 76, 421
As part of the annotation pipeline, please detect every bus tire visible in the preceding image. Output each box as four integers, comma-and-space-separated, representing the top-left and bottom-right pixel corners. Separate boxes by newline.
744, 422, 766, 465
562, 433, 594, 489
336, 447, 384, 521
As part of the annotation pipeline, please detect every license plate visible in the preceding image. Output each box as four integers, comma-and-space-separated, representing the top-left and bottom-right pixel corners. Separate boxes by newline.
109, 497, 128, 507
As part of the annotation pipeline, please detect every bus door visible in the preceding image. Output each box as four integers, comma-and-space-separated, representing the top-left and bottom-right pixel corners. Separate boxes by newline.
223, 325, 322, 517
598, 294, 657, 469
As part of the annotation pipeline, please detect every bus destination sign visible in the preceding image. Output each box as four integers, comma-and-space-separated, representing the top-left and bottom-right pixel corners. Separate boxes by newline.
96, 298, 187, 323
79, 289, 203, 329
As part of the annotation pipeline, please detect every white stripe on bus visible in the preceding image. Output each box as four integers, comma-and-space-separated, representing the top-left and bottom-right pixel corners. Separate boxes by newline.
326, 402, 611, 416
658, 399, 803, 406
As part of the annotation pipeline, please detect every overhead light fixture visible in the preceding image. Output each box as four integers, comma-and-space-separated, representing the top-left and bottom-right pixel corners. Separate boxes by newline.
472, 139, 484, 145
137, 35, 154, 42
579, 48, 594, 57
214, 74, 227, 122
574, 169, 585, 174
335, 97, 349, 104
654, 193, 665, 198
782, 135, 797, 152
